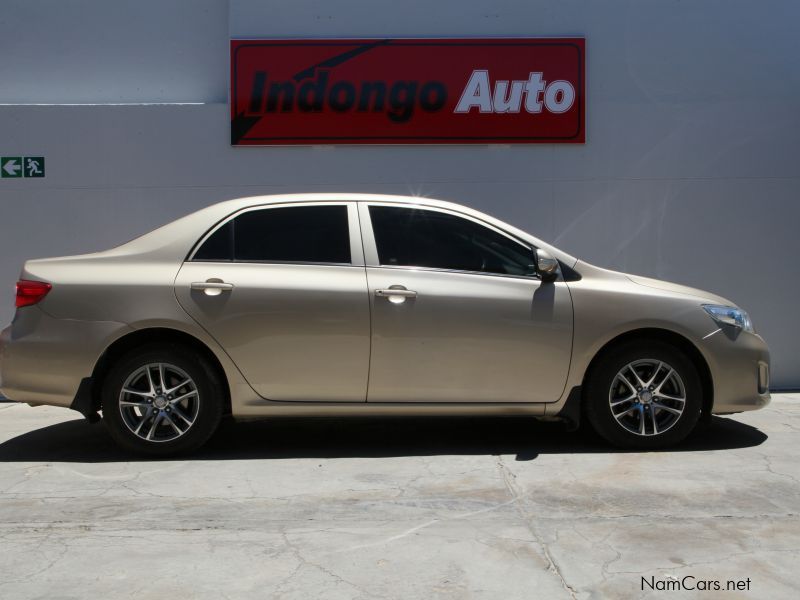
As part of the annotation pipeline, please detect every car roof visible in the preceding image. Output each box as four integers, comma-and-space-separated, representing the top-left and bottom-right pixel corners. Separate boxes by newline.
209, 192, 473, 212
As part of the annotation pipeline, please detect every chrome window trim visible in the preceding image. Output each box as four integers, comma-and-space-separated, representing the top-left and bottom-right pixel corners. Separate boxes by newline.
372, 263, 544, 282
189, 259, 359, 268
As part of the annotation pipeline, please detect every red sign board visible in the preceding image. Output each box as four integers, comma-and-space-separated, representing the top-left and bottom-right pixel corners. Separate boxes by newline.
230, 38, 585, 145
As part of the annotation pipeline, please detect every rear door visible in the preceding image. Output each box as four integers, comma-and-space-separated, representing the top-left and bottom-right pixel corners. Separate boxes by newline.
360, 203, 574, 403
175, 202, 370, 402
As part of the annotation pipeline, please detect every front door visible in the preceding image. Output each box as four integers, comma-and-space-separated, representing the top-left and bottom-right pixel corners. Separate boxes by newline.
175, 202, 370, 402
361, 203, 573, 403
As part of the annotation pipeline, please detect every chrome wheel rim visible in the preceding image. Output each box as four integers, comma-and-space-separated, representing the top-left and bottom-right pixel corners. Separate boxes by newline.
118, 363, 199, 443
609, 359, 686, 436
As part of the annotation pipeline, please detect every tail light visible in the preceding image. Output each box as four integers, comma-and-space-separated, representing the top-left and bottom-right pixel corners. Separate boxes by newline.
15, 280, 52, 308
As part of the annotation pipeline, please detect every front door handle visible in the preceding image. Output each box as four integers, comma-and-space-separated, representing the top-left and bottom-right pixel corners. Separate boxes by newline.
375, 287, 417, 304
191, 280, 234, 296
375, 288, 417, 298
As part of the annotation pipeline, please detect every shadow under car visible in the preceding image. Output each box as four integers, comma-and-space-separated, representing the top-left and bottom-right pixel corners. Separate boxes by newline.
0, 413, 767, 463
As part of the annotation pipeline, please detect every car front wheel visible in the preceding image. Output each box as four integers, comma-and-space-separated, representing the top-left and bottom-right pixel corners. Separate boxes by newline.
585, 340, 702, 449
101, 344, 224, 456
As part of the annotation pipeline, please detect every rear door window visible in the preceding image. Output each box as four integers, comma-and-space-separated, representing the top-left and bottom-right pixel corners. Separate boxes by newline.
193, 205, 351, 264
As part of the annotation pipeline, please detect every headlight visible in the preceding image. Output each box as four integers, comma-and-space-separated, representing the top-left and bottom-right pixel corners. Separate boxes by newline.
702, 304, 754, 333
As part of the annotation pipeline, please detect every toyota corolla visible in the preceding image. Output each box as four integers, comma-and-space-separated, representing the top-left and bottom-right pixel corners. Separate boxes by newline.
0, 194, 770, 454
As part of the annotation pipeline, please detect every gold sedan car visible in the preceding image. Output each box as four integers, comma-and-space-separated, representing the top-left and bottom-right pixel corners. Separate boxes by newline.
0, 194, 770, 454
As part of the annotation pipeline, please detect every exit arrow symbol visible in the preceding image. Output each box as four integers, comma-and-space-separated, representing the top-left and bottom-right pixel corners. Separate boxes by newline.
2, 159, 20, 176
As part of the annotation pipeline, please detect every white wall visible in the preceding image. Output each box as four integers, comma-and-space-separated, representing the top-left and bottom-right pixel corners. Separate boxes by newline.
0, 0, 228, 103
1, 0, 799, 387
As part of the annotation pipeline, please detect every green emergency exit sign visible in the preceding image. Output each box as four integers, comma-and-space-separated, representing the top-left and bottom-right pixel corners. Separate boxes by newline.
1, 156, 45, 178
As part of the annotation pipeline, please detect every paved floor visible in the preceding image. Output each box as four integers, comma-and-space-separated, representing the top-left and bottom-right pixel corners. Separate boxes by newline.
0, 396, 798, 599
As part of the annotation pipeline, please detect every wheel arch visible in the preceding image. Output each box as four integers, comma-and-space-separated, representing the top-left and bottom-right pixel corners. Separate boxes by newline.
88, 327, 232, 416
581, 328, 713, 421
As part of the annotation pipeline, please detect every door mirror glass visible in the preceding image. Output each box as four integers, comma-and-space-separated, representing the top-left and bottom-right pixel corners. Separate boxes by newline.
535, 249, 559, 281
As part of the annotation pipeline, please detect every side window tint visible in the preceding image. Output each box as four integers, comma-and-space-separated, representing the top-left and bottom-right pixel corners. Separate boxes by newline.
193, 220, 233, 261
369, 206, 535, 276
193, 205, 351, 264
235, 205, 350, 263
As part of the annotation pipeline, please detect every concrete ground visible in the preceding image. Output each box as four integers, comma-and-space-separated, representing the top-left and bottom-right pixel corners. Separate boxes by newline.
0, 396, 798, 599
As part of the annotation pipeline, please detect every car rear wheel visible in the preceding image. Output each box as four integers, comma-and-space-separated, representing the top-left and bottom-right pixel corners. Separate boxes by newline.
102, 344, 224, 456
585, 340, 702, 449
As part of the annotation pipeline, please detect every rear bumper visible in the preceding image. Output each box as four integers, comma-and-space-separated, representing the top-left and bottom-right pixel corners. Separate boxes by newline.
0, 307, 129, 408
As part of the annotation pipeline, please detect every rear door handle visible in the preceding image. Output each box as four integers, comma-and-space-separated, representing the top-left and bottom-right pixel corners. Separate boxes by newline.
191, 280, 234, 296
374, 287, 417, 304
191, 281, 234, 291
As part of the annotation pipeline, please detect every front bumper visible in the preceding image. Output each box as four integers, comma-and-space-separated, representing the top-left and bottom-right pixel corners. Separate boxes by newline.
702, 328, 771, 414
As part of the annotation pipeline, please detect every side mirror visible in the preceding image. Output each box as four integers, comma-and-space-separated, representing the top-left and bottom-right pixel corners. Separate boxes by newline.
535, 249, 559, 282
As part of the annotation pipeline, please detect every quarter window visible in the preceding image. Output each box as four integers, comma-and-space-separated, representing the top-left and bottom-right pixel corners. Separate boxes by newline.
193, 205, 351, 264
193, 220, 233, 261
369, 206, 535, 276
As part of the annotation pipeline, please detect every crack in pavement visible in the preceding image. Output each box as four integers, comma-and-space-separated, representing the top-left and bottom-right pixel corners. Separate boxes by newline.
494, 454, 578, 600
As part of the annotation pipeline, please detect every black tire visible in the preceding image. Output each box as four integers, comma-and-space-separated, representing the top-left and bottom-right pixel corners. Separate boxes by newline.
101, 343, 224, 456
584, 340, 702, 449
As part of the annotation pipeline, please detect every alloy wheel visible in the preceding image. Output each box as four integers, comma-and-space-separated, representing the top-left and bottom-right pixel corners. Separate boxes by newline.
118, 363, 200, 443
608, 359, 686, 436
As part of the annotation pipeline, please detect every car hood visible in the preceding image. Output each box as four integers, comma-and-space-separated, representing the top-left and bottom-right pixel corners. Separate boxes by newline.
626, 274, 734, 306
